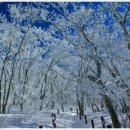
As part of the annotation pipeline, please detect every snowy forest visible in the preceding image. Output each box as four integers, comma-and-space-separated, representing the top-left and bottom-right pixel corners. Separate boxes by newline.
0, 2, 130, 128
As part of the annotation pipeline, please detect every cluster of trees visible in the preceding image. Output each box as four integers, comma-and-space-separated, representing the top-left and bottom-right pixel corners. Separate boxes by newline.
0, 2, 130, 128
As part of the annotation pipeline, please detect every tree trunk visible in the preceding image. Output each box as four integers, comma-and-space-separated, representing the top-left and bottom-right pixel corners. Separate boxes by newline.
20, 103, 23, 111
121, 97, 130, 122
61, 104, 64, 112
0, 82, 2, 113
2, 105, 6, 114
77, 96, 84, 116
80, 101, 84, 116
104, 95, 121, 128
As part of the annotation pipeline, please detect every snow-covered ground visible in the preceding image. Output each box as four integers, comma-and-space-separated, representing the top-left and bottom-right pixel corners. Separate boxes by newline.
0, 107, 115, 128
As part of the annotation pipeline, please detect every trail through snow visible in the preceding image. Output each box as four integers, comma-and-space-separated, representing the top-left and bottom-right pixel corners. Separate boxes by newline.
0, 108, 114, 128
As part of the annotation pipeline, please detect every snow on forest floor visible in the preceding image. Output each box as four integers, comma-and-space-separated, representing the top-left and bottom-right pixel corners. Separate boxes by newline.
0, 107, 128, 128
0, 107, 113, 128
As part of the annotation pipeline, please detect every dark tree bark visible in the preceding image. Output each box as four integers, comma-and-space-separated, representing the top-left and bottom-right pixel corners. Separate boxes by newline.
77, 93, 84, 117
104, 95, 121, 128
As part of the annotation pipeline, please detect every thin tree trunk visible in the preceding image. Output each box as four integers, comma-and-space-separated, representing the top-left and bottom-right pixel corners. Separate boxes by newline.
20, 103, 23, 111
77, 93, 84, 117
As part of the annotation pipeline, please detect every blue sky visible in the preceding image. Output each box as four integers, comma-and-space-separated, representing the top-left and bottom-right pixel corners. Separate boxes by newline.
0, 2, 129, 30
0, 2, 102, 29
0, 2, 115, 57
0, 2, 129, 65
